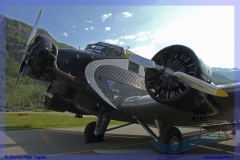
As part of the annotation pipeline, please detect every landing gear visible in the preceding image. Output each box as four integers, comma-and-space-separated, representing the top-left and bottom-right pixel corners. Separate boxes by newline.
159, 126, 183, 153
84, 117, 133, 143
136, 117, 183, 153
84, 117, 110, 143
84, 121, 104, 143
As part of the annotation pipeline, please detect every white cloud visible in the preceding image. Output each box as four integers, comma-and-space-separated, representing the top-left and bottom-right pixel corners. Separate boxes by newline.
86, 20, 93, 23
85, 28, 89, 31
90, 27, 94, 30
61, 32, 68, 37
105, 27, 111, 31
130, 43, 157, 59
136, 36, 148, 42
73, 25, 76, 28
101, 13, 112, 22
123, 12, 133, 18
105, 39, 119, 44
119, 41, 125, 45
137, 31, 151, 37
128, 7, 234, 68
150, 7, 234, 68
137, 31, 146, 37
120, 35, 136, 39
105, 39, 125, 45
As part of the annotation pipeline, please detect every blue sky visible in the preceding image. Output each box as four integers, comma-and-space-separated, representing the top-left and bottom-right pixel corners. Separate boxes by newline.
2, 2, 237, 68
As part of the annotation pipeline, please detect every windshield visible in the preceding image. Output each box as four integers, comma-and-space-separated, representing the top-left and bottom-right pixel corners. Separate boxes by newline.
84, 42, 125, 57
85, 43, 109, 54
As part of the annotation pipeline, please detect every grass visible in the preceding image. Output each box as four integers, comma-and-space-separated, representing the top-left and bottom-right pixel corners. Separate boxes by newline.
5, 112, 126, 131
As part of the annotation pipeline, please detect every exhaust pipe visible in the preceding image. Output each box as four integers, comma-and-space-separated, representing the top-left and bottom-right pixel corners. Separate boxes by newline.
46, 45, 79, 83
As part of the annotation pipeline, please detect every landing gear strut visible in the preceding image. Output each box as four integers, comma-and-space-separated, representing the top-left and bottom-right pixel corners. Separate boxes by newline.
136, 117, 183, 153
159, 126, 183, 153
84, 117, 110, 143
84, 121, 105, 143
84, 117, 133, 143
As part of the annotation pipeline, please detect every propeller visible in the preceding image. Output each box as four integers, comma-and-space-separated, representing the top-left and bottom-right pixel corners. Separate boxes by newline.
13, 9, 42, 93
125, 53, 228, 97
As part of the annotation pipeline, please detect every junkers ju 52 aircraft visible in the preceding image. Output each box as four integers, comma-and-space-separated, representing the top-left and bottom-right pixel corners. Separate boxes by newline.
14, 10, 240, 153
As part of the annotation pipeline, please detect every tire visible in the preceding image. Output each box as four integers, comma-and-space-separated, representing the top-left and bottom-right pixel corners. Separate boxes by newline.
84, 121, 104, 143
159, 126, 183, 153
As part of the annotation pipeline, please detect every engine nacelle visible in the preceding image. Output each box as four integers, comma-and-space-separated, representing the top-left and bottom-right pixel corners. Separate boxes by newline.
145, 45, 212, 111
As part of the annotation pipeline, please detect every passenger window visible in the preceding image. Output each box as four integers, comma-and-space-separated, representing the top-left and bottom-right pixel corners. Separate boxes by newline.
106, 48, 115, 56
114, 48, 123, 57
128, 61, 139, 74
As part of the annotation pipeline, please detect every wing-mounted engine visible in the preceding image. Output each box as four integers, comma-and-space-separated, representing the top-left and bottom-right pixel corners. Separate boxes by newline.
145, 45, 212, 111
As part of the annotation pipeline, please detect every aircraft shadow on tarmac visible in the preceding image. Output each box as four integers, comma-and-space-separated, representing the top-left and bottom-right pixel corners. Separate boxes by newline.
4, 128, 237, 155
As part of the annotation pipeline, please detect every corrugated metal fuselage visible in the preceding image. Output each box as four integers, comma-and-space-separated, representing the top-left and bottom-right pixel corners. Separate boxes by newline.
53, 48, 147, 122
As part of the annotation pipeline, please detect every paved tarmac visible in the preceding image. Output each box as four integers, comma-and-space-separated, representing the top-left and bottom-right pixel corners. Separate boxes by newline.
1, 124, 240, 159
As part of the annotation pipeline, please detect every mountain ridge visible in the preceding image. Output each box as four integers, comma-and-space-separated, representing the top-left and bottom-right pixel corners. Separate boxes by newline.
1, 14, 76, 109
212, 67, 240, 82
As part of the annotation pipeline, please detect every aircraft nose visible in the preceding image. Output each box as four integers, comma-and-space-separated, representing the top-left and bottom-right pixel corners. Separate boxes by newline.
26, 35, 53, 78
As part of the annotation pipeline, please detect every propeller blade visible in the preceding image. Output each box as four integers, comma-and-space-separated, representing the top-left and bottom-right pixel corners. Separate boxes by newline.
126, 53, 156, 68
13, 72, 21, 95
14, 9, 42, 94
13, 61, 25, 94
125, 53, 165, 71
24, 9, 42, 52
126, 52, 228, 97
173, 72, 228, 97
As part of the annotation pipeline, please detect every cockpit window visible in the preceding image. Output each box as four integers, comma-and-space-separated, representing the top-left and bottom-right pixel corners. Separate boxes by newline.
95, 45, 105, 50
85, 42, 125, 57
85, 43, 107, 54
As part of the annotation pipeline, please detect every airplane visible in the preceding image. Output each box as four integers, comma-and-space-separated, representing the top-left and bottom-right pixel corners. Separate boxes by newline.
14, 9, 240, 153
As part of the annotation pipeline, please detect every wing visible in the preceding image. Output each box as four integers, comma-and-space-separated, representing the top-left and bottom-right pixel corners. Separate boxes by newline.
209, 82, 240, 115
119, 95, 195, 126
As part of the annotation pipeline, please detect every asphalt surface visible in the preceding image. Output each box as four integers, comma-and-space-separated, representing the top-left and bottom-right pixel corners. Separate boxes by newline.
1, 124, 240, 159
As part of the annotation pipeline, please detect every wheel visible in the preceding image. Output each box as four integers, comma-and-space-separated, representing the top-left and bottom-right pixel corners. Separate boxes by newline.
84, 121, 104, 143
159, 126, 183, 153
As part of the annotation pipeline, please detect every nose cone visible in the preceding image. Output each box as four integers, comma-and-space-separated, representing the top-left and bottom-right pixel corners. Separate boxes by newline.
27, 35, 54, 79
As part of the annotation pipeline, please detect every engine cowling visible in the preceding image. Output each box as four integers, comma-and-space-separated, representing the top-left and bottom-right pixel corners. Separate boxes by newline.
27, 35, 55, 80
145, 45, 212, 111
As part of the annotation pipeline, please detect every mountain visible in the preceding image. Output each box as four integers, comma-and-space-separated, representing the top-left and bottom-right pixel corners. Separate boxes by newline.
0, 14, 75, 109
211, 72, 234, 85
212, 67, 240, 82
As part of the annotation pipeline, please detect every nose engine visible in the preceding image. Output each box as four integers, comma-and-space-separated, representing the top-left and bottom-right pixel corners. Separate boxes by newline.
27, 35, 55, 80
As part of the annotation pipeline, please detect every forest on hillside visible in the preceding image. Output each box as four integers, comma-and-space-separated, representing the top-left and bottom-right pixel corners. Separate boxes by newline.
1, 15, 74, 110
